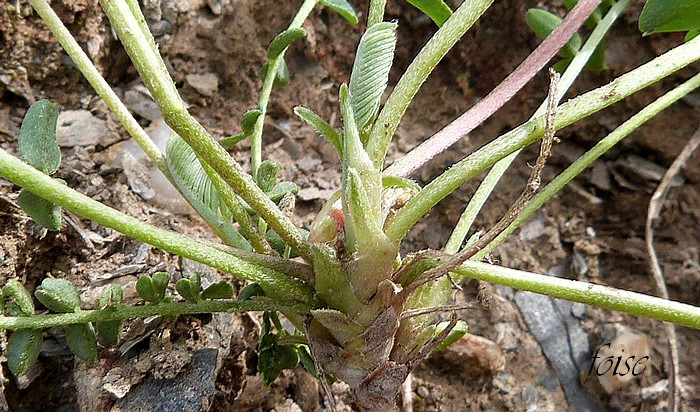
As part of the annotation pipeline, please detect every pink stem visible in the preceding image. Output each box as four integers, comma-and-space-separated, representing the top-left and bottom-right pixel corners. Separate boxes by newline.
385, 0, 602, 177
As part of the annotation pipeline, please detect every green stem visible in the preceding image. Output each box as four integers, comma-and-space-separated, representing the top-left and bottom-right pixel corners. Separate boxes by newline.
28, 0, 167, 175
451, 261, 700, 330
367, 0, 387, 27
0, 149, 313, 303
97, 0, 313, 263
251, 0, 317, 179
473, 71, 700, 260
444, 0, 629, 254
366, 0, 494, 168
0, 299, 311, 331
386, 34, 700, 244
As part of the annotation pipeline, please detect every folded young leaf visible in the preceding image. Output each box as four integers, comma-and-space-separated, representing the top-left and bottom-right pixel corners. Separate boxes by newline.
294, 106, 343, 155
267, 27, 307, 60
349, 21, 397, 134
319, 0, 359, 25
19, 99, 61, 175
406, 0, 453, 27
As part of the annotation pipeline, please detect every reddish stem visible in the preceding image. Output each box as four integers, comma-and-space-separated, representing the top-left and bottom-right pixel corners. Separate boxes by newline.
385, 0, 601, 177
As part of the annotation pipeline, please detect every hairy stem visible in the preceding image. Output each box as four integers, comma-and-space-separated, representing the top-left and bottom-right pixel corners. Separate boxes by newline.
366, 0, 494, 168
452, 261, 700, 330
443, 0, 629, 254
367, 0, 387, 27
97, 0, 312, 262
251, 0, 317, 178
385, 34, 700, 244
28, 0, 166, 175
0, 149, 314, 303
0, 299, 311, 331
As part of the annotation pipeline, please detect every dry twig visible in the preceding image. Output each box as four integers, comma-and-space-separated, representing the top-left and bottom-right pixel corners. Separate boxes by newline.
645, 125, 700, 412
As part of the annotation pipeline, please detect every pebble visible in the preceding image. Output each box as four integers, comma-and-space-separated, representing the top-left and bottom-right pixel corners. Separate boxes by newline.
492, 372, 511, 394
521, 385, 538, 406
186, 73, 219, 97
441, 332, 506, 381
494, 322, 520, 352
416, 385, 429, 398
594, 326, 651, 394
56, 110, 116, 147
124, 85, 162, 121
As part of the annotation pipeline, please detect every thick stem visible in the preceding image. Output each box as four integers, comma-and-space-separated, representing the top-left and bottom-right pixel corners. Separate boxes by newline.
0, 299, 311, 331
97, 0, 312, 262
367, 0, 387, 27
385, 34, 700, 244
366, 0, 494, 168
0, 149, 314, 303
443, 0, 629, 254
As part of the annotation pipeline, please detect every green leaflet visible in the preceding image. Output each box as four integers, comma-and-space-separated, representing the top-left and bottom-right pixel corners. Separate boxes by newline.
260, 59, 291, 88
35, 278, 81, 313
3, 279, 35, 316
96, 285, 124, 345
639, 0, 700, 35
221, 108, 262, 148
267, 28, 307, 59
7, 329, 43, 376
201, 281, 235, 300
431, 320, 468, 353
349, 21, 397, 134
294, 106, 343, 155
136, 273, 168, 304
525, 8, 582, 58
17, 188, 62, 231
65, 323, 98, 362
319, 0, 358, 25
19, 99, 61, 175
406, 0, 453, 27
175, 273, 202, 302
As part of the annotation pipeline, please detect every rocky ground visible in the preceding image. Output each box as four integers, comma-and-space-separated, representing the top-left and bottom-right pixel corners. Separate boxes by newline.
0, 0, 699, 411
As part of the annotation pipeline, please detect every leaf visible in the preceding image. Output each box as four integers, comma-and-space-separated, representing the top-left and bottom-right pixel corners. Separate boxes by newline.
258, 339, 300, 386
256, 160, 279, 193
297, 345, 318, 377
201, 281, 235, 300
3, 279, 35, 316
17, 188, 62, 231
431, 320, 468, 353
7, 329, 43, 376
267, 28, 307, 59
260, 59, 291, 88
96, 319, 123, 346
98, 284, 123, 309
136, 275, 165, 304
238, 283, 265, 301
293, 106, 343, 155
584, 41, 607, 74
639, 0, 700, 35
19, 99, 61, 175
175, 273, 201, 302
319, 0, 358, 25
221, 108, 262, 148
349, 21, 398, 132
267, 181, 298, 203
35, 278, 81, 313
406, 0, 453, 27
382, 175, 421, 192
525, 9, 582, 58
65, 323, 98, 362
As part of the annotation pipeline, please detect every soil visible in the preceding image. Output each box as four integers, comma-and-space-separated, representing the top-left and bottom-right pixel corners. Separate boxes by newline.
1, 0, 699, 411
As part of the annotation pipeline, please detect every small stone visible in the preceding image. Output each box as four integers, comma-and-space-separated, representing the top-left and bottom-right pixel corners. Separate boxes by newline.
186, 73, 219, 97
521, 385, 538, 406
124, 85, 161, 121
494, 323, 519, 352
416, 385, 429, 398
539, 373, 560, 392
492, 372, 511, 394
593, 326, 651, 394
440, 333, 506, 381
589, 162, 611, 191
56, 110, 116, 147
571, 303, 586, 319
